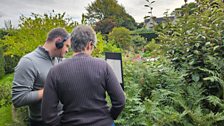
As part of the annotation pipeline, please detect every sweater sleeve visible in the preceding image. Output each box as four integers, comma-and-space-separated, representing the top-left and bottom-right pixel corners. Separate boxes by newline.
12, 57, 39, 107
105, 63, 125, 120
42, 68, 61, 126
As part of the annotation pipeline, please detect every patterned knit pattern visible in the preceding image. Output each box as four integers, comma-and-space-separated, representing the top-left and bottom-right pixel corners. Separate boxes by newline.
42, 53, 125, 126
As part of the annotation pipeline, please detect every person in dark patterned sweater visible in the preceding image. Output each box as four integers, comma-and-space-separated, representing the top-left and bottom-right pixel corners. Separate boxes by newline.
42, 25, 125, 126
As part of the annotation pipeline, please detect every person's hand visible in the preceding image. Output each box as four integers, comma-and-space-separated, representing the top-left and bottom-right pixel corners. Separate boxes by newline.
38, 89, 44, 100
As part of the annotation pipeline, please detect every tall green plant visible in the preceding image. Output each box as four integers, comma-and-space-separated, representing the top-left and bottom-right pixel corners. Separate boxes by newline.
108, 27, 132, 50
0, 12, 77, 57
154, 1, 224, 125
130, 35, 147, 52
144, 81, 224, 126
92, 33, 122, 58
85, 0, 137, 30
157, 1, 224, 97
0, 12, 78, 73
116, 61, 147, 126
0, 48, 4, 79
0, 74, 28, 126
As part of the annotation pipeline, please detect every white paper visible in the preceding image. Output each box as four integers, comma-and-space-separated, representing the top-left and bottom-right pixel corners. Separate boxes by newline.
106, 59, 122, 83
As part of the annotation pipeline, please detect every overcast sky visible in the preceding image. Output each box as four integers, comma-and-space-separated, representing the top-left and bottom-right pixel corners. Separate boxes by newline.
0, 0, 195, 28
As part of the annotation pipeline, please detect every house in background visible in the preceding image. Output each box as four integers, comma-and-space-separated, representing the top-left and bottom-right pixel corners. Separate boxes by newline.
144, 16, 175, 29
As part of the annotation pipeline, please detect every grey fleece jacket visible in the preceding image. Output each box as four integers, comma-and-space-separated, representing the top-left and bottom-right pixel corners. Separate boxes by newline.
12, 47, 62, 121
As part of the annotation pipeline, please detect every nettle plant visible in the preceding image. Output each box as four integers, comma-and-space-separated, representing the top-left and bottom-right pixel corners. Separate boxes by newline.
153, 0, 224, 125
157, 1, 224, 99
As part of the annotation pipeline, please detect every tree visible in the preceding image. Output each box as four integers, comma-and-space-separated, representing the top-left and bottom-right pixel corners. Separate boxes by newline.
0, 47, 5, 79
0, 11, 77, 57
0, 12, 78, 73
0, 29, 9, 40
144, 0, 155, 19
172, 2, 197, 17
94, 18, 117, 34
85, 0, 137, 30
86, 0, 124, 20
4, 20, 13, 30
92, 33, 121, 57
157, 0, 224, 102
81, 13, 87, 24
129, 35, 147, 53
108, 27, 132, 50
131, 28, 157, 41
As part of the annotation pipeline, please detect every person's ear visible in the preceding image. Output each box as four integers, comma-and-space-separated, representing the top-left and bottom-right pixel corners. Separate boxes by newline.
86, 42, 92, 50
90, 41, 95, 50
55, 37, 62, 43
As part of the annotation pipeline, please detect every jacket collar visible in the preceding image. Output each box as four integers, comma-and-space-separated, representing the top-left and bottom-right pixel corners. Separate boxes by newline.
35, 46, 52, 60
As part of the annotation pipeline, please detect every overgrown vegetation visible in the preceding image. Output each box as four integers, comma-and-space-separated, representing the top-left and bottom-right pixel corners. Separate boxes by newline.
0, 74, 27, 125
0, 47, 5, 79
85, 0, 137, 30
1, 0, 224, 125
108, 27, 132, 50
158, 0, 224, 112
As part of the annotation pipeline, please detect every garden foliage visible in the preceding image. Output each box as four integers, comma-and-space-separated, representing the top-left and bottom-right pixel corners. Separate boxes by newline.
0, 47, 5, 79
1, 1, 224, 125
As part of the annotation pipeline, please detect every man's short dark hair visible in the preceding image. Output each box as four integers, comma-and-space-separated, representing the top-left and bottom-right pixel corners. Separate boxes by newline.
47, 28, 68, 42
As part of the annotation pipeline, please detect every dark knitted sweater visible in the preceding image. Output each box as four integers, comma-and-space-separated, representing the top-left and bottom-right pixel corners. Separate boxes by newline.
42, 53, 125, 126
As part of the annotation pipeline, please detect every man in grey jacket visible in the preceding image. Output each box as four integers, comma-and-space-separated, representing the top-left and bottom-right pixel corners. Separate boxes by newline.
42, 25, 125, 126
12, 28, 71, 126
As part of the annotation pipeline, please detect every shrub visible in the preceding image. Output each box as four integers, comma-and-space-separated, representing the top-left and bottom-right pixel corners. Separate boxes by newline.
0, 48, 5, 79
144, 39, 164, 57
92, 33, 122, 58
4, 55, 20, 74
130, 35, 147, 52
0, 105, 28, 126
157, 1, 224, 98
108, 27, 132, 50
0, 12, 77, 58
0, 105, 13, 126
131, 28, 158, 41
151, 1, 224, 125
115, 61, 147, 126
116, 59, 180, 125
94, 18, 117, 34
0, 74, 13, 107
0, 74, 28, 125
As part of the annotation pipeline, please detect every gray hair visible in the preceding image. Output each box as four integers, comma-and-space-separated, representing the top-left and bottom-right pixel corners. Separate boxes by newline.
47, 28, 68, 42
70, 25, 97, 52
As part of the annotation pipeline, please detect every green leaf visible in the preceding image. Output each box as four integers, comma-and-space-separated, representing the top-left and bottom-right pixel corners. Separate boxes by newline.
192, 73, 200, 82
213, 45, 220, 51
144, 5, 149, 7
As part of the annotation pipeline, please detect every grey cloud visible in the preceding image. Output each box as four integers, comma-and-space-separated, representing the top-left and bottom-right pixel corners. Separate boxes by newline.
0, 0, 194, 28
136, 0, 148, 6
0, 11, 5, 18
